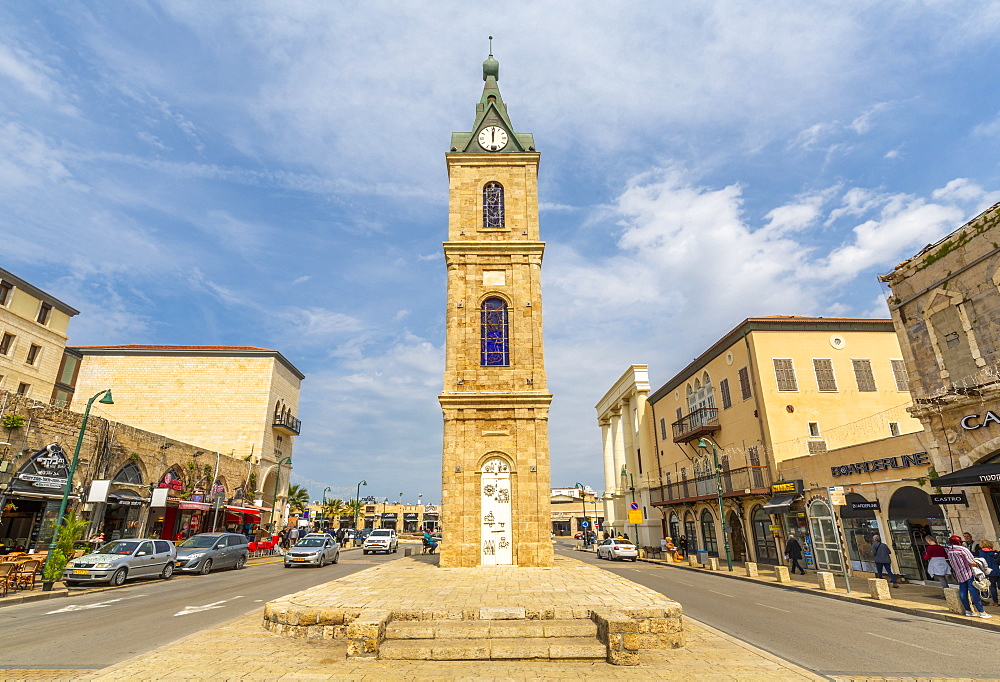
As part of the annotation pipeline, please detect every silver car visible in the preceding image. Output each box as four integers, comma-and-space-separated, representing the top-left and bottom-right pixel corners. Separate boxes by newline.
175, 532, 249, 574
284, 535, 340, 567
64, 539, 177, 587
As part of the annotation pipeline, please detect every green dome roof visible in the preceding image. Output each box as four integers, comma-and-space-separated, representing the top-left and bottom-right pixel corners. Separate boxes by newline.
483, 37, 499, 81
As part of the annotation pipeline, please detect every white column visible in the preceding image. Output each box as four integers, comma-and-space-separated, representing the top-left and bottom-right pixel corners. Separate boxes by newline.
611, 409, 626, 490
601, 418, 614, 494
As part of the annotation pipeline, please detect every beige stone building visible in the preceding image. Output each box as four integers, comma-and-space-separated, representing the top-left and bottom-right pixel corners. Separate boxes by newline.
0, 267, 80, 406
70, 345, 304, 529
438, 51, 554, 567
595, 365, 659, 547
647, 316, 922, 567
880, 201, 1000, 546
550, 486, 603, 538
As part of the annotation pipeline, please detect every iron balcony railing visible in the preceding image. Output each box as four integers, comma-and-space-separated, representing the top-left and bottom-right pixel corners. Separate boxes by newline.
272, 413, 302, 436
671, 406, 720, 442
649, 465, 772, 505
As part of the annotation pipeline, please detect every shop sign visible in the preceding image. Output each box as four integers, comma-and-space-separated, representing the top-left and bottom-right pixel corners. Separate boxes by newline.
960, 411, 1000, 431
931, 492, 969, 506
831, 452, 929, 478
424, 504, 437, 512
768, 524, 781, 531
12, 444, 69, 492
770, 479, 803, 495
850, 501, 881, 511
158, 470, 184, 490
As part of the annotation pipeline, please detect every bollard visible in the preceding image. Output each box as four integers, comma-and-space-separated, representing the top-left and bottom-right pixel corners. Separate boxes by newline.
773, 566, 791, 583
943, 587, 965, 614
745, 562, 758, 578
707, 557, 719, 571
688, 555, 699, 567
867, 578, 892, 600
816, 571, 836, 591
404, 547, 413, 557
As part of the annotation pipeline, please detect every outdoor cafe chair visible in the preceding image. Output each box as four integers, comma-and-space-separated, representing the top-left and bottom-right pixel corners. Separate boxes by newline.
0, 562, 17, 596
13, 559, 41, 591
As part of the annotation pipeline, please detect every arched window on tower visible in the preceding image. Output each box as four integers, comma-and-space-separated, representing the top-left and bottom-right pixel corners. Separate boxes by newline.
483, 182, 505, 228
481, 297, 509, 366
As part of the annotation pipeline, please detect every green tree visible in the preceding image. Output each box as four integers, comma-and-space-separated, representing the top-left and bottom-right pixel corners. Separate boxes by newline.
286, 484, 309, 514
43, 511, 90, 583
323, 498, 345, 523
346, 498, 364, 527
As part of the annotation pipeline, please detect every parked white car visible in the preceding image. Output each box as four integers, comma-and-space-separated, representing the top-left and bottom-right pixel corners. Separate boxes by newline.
362, 529, 398, 554
596, 538, 638, 561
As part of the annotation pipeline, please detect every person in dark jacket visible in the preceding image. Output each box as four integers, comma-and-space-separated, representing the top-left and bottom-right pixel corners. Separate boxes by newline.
678, 535, 689, 556
871, 535, 899, 587
785, 534, 806, 574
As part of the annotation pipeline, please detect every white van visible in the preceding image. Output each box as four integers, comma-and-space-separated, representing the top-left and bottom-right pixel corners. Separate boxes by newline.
362, 528, 398, 554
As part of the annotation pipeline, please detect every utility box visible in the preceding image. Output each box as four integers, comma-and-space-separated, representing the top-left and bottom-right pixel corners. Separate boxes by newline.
697, 550, 709, 565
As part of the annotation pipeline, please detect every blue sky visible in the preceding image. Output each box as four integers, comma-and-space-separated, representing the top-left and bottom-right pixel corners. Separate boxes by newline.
3, 2, 1000, 504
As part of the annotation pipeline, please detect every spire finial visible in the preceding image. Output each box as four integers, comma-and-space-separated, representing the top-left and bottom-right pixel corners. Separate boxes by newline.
483, 36, 499, 81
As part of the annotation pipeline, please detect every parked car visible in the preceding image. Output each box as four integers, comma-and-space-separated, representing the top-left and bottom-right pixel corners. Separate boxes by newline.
284, 535, 340, 568
64, 539, 177, 587
596, 538, 638, 561
574, 532, 584, 539
175, 532, 249, 574
362, 529, 398, 554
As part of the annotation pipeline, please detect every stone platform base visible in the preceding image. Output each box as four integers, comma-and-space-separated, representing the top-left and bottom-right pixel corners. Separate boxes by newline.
263, 554, 684, 666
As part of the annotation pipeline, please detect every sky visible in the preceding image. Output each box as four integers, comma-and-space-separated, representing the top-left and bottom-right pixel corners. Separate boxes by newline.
3, 2, 1000, 505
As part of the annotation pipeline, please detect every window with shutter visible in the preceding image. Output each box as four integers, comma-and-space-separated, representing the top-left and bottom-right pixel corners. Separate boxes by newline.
719, 378, 732, 409
890, 360, 909, 392
813, 359, 838, 392
738, 367, 752, 400
852, 359, 876, 391
773, 359, 798, 391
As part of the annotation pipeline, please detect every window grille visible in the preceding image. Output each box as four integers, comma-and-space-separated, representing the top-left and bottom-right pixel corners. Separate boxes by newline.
813, 359, 838, 391
483, 182, 505, 228
852, 359, 876, 392
719, 378, 732, 409
659, 417, 667, 440
738, 367, 752, 400
773, 359, 798, 391
480, 297, 509, 366
808, 422, 820, 437
890, 360, 909, 392
889, 421, 901, 437
807, 440, 828, 454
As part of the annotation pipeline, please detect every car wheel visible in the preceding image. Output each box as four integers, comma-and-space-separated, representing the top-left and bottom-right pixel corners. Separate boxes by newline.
392, 545, 397, 553
235, 555, 246, 570
332, 551, 339, 565
200, 559, 213, 575
632, 557, 638, 562
318, 555, 326, 568
160, 563, 174, 580
363, 550, 369, 555
65, 580, 80, 587
110, 568, 127, 587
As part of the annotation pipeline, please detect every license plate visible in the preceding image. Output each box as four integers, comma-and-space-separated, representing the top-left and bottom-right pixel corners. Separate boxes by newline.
293, 558, 306, 562
73, 569, 89, 575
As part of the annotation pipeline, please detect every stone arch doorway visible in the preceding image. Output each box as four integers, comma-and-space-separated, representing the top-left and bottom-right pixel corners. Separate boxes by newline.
480, 456, 513, 565
727, 510, 747, 562
750, 505, 778, 565
888, 486, 949, 582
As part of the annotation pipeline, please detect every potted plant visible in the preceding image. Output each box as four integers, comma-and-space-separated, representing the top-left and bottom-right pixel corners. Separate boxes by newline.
41, 511, 89, 590
2, 413, 25, 430
42, 548, 68, 590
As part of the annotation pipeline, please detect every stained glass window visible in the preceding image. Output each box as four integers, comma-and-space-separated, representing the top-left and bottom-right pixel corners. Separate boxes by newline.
483, 182, 505, 228
481, 297, 509, 366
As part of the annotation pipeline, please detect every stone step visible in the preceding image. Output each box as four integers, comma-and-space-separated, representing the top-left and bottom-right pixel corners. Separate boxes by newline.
379, 636, 606, 661
385, 618, 598, 640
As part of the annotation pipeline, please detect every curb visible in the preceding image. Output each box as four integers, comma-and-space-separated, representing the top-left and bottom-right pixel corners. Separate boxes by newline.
635, 555, 1000, 632
0, 588, 69, 608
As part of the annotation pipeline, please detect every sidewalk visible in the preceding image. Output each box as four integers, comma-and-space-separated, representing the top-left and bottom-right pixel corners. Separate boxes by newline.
627, 550, 1000, 632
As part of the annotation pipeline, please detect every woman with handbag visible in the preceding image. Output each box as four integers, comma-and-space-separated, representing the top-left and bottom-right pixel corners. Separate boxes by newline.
922, 536, 951, 588
979, 539, 1000, 607
945, 535, 991, 618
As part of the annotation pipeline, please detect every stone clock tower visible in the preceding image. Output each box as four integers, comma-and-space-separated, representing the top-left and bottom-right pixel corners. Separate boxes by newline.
438, 46, 554, 568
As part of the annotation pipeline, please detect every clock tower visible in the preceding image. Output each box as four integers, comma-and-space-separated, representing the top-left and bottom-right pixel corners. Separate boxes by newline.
438, 45, 554, 568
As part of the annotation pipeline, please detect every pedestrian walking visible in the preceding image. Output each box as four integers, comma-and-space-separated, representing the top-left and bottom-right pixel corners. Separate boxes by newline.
871, 535, 899, 588
978, 539, 1000, 607
785, 534, 806, 575
946, 535, 991, 618
922, 536, 951, 588
963, 532, 982, 556
679, 535, 689, 556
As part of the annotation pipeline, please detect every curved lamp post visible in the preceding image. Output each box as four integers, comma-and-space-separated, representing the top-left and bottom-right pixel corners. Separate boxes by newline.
321, 486, 331, 528
269, 456, 293, 533
44, 389, 113, 580
353, 480, 367, 545
698, 437, 733, 571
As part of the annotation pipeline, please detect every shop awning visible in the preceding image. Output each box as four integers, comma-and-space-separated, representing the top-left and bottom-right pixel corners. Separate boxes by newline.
932, 462, 1000, 486
178, 501, 211, 510
226, 505, 262, 516
763, 494, 800, 515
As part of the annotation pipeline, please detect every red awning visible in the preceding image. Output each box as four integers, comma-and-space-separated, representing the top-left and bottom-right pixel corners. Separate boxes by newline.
227, 505, 262, 515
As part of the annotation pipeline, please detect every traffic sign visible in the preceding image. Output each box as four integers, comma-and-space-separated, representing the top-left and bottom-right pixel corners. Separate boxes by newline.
629, 502, 639, 511
581, 521, 589, 528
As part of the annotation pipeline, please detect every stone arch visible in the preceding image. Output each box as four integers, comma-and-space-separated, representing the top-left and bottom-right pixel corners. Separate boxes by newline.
961, 433, 1000, 468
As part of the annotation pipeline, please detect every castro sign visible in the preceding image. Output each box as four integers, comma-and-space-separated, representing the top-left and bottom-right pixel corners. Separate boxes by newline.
961, 410, 1000, 431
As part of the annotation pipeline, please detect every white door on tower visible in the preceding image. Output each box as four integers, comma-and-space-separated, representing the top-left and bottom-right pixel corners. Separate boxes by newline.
480, 457, 513, 565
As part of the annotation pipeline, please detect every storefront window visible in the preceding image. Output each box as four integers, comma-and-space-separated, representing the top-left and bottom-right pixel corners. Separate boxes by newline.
700, 509, 718, 557
751, 505, 778, 564
783, 511, 814, 569
807, 499, 842, 572
669, 513, 680, 543
888, 486, 950, 582
684, 513, 698, 553
841, 493, 878, 572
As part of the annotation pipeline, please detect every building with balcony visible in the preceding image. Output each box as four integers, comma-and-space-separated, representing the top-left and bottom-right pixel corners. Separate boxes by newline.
646, 316, 922, 566
69, 345, 304, 530
595, 365, 659, 547
880, 201, 1000, 548
0, 267, 80, 406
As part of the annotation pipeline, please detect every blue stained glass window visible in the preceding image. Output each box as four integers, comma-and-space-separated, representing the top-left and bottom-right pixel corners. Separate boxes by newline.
483, 182, 505, 228
481, 297, 509, 366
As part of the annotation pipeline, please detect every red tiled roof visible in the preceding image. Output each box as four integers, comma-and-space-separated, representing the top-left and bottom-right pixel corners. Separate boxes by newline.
72, 345, 277, 352
749, 315, 891, 323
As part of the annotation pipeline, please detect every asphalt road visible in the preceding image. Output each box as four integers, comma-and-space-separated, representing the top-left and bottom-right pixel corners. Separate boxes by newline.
555, 541, 1000, 678
0, 547, 399, 670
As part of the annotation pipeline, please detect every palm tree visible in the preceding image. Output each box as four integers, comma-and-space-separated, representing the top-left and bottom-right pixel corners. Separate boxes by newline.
324, 498, 345, 525
345, 498, 364, 528
286, 484, 309, 515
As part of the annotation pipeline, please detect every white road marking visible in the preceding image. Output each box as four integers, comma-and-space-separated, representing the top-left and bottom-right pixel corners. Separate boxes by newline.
673, 580, 695, 586
173, 596, 244, 616
709, 590, 734, 597
755, 603, 791, 613
254, 599, 263, 602
866, 632, 952, 656
47, 597, 129, 614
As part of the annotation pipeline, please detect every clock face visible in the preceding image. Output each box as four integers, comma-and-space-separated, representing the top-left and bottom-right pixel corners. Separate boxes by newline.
478, 126, 508, 151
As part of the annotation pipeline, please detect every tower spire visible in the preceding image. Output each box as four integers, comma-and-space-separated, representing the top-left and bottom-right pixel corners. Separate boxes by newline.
483, 36, 499, 82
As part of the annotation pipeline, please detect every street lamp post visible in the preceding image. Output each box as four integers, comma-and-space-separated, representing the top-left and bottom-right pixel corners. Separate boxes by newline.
353, 480, 367, 545
381, 497, 388, 529
44, 389, 113, 580
321, 486, 331, 530
574, 482, 593, 547
620, 466, 639, 544
698, 438, 733, 571
269, 456, 293, 534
